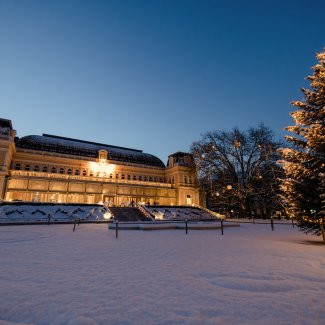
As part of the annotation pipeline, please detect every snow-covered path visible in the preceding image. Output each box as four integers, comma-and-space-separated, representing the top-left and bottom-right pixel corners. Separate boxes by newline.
0, 223, 324, 325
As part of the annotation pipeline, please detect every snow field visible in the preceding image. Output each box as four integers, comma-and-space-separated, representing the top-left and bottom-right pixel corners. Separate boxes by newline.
0, 223, 324, 325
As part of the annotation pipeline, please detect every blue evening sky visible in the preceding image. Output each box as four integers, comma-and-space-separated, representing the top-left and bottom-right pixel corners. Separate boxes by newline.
1, 0, 324, 163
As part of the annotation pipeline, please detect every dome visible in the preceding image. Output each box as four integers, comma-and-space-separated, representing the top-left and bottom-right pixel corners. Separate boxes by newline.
15, 134, 165, 168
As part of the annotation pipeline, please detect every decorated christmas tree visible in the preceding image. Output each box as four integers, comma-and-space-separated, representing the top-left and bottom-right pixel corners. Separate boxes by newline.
280, 49, 325, 242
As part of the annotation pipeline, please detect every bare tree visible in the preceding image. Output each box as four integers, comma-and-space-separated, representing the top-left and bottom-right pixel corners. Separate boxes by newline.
191, 124, 283, 218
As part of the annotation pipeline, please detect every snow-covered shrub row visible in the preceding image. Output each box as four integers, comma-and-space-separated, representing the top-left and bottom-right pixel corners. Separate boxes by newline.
145, 206, 218, 221
0, 203, 108, 224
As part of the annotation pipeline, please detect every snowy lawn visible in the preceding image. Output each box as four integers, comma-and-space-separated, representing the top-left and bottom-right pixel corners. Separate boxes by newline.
0, 223, 324, 325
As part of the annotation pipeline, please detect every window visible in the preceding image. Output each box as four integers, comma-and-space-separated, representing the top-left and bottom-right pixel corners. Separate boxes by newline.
133, 175, 137, 181
82, 170, 87, 176
34, 166, 39, 172
127, 175, 131, 180
15, 163, 21, 170
184, 176, 188, 184
51, 167, 56, 173
139, 176, 142, 181
149, 177, 153, 182
144, 176, 147, 182
75, 170, 80, 176
122, 174, 125, 180
43, 166, 48, 173
67, 169, 72, 175
159, 178, 163, 183
59, 168, 65, 174
90, 171, 93, 177
25, 165, 30, 171
109, 174, 112, 179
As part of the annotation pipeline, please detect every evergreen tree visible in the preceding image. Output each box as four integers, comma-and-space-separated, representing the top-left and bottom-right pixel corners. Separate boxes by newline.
280, 49, 325, 242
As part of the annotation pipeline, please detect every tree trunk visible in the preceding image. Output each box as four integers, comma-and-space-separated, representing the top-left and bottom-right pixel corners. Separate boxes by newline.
321, 219, 325, 243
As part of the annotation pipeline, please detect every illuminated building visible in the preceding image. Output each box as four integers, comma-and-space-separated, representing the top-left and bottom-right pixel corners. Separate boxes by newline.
0, 118, 204, 206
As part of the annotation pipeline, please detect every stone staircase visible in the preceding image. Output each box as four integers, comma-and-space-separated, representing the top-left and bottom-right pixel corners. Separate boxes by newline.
109, 207, 152, 222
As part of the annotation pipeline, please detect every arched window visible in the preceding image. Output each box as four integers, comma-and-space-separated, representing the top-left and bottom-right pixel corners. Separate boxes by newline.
34, 166, 39, 172
15, 163, 21, 170
25, 165, 30, 171
122, 174, 125, 180
109, 174, 112, 179
115, 173, 119, 179
133, 175, 137, 181
75, 170, 80, 176
144, 176, 147, 182
43, 166, 48, 173
127, 175, 131, 180
67, 169, 72, 175
89, 171, 93, 177
82, 170, 87, 176
51, 167, 56, 173
59, 168, 65, 174
149, 177, 153, 182
139, 176, 142, 181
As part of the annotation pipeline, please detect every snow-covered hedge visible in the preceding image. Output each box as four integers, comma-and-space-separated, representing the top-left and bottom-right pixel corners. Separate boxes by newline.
0, 203, 109, 224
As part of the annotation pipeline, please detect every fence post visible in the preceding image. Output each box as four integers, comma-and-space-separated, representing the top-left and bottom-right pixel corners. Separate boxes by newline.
73, 220, 76, 232
185, 219, 188, 234
221, 219, 224, 235
271, 216, 274, 231
47, 214, 51, 226
116, 220, 119, 239
291, 217, 295, 228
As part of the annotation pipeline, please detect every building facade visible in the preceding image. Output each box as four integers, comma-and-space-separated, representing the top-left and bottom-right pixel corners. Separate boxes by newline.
0, 118, 204, 206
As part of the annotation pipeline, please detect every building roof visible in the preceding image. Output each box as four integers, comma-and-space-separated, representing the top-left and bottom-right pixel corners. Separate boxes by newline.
0, 118, 13, 129
15, 134, 165, 168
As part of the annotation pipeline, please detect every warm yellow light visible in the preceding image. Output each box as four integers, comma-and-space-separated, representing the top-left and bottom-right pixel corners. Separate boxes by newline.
88, 161, 116, 177
103, 212, 113, 220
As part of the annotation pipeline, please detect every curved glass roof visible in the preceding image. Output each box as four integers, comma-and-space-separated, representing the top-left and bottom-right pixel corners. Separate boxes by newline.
15, 134, 165, 168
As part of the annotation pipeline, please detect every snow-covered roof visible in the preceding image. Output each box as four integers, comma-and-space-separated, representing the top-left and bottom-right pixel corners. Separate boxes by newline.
15, 134, 165, 168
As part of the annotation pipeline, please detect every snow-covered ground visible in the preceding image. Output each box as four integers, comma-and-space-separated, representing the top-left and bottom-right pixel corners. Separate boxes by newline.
0, 223, 324, 325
